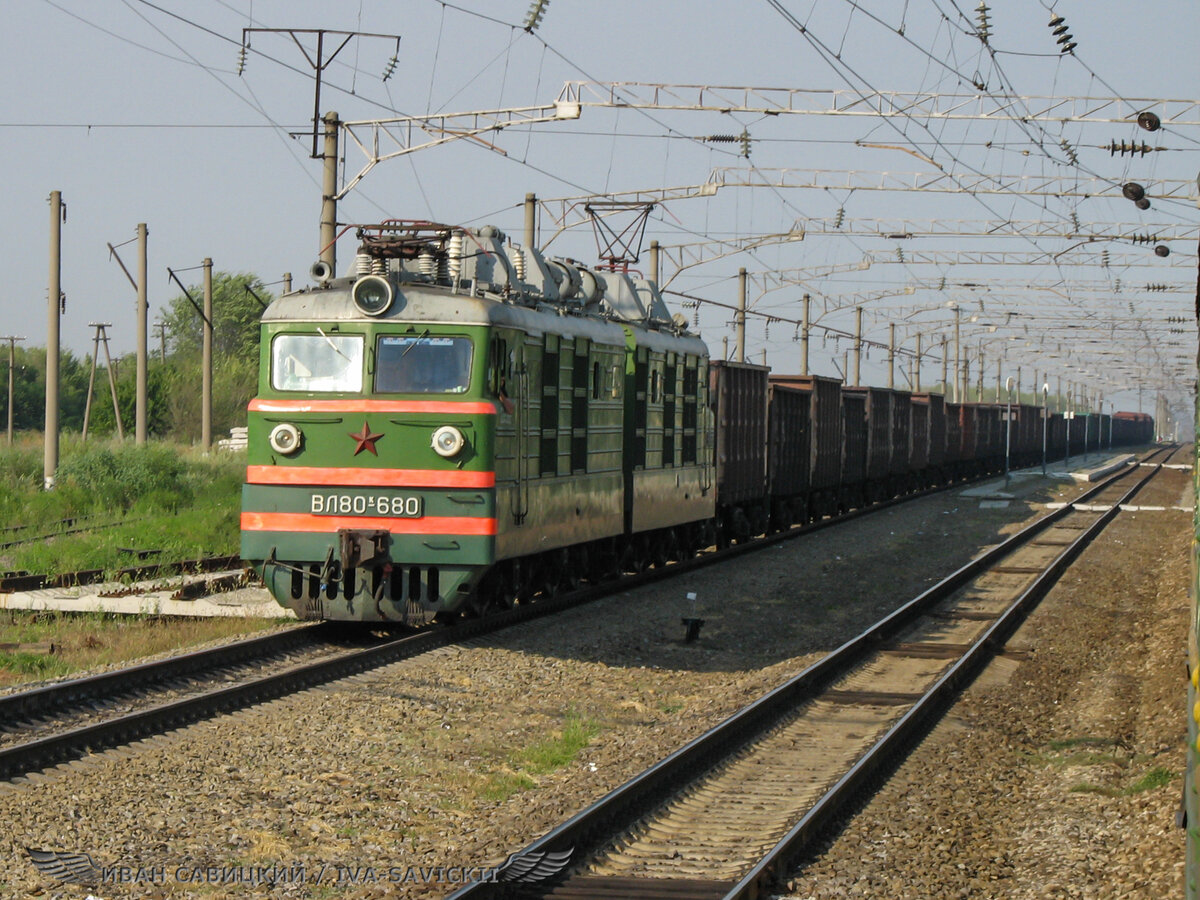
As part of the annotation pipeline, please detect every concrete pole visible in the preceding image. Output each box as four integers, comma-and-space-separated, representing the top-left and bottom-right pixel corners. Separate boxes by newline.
853, 306, 863, 386
941, 336, 948, 395
44, 191, 62, 490
976, 344, 984, 402
915, 332, 922, 392
319, 111, 340, 274
800, 293, 811, 376
649, 240, 659, 286
887, 323, 895, 389
523, 192, 536, 250
995, 357, 1002, 402
953, 309, 961, 402
283, 272, 293, 294
1016, 366, 1022, 403
735, 268, 746, 363
135, 222, 148, 444
202, 258, 213, 450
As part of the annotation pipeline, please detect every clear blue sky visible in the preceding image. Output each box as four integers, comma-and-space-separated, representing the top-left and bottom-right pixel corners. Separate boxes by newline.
2, 0, 1196, 416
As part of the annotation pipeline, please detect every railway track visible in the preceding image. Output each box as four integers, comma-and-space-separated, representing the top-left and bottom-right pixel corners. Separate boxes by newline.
0, 449, 1158, 787
444, 446, 1176, 900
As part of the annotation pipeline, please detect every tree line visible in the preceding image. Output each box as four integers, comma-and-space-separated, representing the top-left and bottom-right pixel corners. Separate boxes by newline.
6, 272, 268, 443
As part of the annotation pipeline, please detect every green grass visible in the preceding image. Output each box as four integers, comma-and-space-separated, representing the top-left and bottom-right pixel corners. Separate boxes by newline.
0, 610, 285, 688
477, 710, 600, 802
518, 712, 600, 774
1069, 767, 1176, 797
0, 437, 244, 578
0, 650, 73, 680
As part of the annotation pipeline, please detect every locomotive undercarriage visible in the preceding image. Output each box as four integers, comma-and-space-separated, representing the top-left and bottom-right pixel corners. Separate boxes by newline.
464, 522, 711, 619
260, 521, 714, 624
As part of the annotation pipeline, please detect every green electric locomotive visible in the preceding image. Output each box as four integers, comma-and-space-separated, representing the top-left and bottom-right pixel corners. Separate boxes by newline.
240, 221, 715, 623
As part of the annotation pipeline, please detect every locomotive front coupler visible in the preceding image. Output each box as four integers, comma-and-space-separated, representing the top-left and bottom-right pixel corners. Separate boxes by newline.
339, 529, 391, 571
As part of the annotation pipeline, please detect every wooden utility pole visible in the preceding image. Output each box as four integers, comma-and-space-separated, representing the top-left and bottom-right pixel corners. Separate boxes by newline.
1, 336, 24, 445
82, 323, 124, 441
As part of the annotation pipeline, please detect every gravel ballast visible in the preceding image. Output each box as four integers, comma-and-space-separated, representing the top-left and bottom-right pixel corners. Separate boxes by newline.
0, 461, 1186, 899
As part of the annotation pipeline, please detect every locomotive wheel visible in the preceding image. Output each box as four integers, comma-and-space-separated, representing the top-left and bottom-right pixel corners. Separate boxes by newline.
651, 530, 675, 568
561, 548, 584, 591
624, 535, 652, 573
592, 538, 622, 582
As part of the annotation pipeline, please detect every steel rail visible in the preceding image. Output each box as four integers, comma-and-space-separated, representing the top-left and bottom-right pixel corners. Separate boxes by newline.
724, 458, 1163, 899
0, 448, 1162, 785
443, 447, 1168, 899
0, 624, 323, 723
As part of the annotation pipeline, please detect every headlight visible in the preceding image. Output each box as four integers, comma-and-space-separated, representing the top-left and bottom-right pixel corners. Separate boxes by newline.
431, 425, 465, 458
268, 423, 302, 455
352, 274, 394, 316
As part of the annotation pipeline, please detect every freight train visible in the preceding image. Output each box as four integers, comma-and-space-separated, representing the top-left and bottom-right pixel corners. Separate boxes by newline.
239, 220, 1154, 624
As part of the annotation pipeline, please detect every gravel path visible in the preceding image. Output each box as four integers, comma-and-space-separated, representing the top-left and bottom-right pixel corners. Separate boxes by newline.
0, 464, 1181, 900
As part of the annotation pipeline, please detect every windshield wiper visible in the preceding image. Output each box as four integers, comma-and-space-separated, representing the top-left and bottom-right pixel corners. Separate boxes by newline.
400, 329, 431, 360
315, 326, 350, 361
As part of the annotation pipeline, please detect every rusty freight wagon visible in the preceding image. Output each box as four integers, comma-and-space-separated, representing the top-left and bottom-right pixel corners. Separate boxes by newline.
710, 360, 770, 543
769, 374, 844, 519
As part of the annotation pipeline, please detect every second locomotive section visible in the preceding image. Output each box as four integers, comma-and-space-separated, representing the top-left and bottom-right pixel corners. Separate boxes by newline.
241, 223, 715, 622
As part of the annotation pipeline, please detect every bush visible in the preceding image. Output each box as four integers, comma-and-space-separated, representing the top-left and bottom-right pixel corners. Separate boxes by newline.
56, 442, 191, 510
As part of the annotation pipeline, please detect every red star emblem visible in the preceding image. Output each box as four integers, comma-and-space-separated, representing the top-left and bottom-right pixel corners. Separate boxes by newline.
348, 421, 384, 456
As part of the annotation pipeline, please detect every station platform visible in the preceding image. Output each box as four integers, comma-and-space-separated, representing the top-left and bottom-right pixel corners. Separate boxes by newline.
0, 570, 291, 619
957, 452, 1137, 507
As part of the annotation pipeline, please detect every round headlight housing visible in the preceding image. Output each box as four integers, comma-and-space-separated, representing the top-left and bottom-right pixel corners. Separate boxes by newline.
269, 423, 302, 455
431, 425, 465, 458
352, 274, 394, 316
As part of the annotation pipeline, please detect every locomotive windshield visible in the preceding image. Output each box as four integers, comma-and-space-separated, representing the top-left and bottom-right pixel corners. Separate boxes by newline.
271, 332, 364, 392
375, 335, 473, 393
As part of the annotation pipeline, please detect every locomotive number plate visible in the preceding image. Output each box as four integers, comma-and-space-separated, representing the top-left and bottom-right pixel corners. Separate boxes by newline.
310, 493, 423, 518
